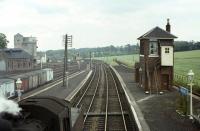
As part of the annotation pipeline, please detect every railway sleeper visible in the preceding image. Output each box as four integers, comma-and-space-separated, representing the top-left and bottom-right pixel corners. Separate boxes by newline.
84, 111, 129, 116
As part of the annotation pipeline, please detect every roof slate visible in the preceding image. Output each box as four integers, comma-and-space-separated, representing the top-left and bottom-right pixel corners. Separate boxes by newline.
0, 48, 33, 59
138, 26, 177, 40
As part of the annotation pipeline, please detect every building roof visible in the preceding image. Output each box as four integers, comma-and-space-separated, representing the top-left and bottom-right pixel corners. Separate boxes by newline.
14, 33, 23, 37
0, 48, 33, 59
138, 26, 177, 40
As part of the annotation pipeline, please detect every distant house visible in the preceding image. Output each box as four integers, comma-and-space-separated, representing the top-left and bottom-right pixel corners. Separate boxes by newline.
14, 33, 37, 60
0, 48, 33, 72
137, 19, 177, 93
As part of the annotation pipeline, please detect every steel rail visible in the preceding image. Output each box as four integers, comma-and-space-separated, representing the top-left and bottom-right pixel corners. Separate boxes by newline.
75, 65, 97, 108
109, 67, 128, 131
83, 64, 102, 123
104, 64, 109, 131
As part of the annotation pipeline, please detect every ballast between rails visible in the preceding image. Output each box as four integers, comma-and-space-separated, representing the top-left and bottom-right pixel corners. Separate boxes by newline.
66, 62, 138, 130
108, 66, 128, 131
110, 65, 150, 131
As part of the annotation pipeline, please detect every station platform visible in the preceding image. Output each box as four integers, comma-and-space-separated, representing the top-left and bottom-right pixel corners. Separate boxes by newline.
113, 65, 199, 131
19, 69, 92, 101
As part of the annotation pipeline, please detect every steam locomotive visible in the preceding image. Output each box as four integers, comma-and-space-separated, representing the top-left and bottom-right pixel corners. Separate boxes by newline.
0, 96, 83, 131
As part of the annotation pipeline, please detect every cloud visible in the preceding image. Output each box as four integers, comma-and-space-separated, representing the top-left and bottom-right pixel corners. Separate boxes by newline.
0, 0, 199, 50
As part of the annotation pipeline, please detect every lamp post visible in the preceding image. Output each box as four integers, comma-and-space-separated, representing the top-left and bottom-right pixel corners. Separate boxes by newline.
16, 78, 22, 101
187, 69, 194, 119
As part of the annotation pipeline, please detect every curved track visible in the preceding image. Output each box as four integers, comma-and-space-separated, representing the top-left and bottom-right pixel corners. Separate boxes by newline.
71, 62, 136, 131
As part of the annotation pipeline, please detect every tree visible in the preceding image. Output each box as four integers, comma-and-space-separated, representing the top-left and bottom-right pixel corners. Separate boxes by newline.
0, 33, 9, 49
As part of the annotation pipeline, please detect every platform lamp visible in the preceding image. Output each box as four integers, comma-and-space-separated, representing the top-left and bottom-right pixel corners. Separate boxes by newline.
16, 78, 22, 101
187, 69, 194, 119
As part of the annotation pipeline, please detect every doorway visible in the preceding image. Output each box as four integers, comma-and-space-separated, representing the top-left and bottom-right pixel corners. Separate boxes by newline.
162, 74, 169, 90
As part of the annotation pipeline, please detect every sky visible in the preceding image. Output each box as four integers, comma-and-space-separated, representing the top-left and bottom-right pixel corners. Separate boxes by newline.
0, 0, 200, 51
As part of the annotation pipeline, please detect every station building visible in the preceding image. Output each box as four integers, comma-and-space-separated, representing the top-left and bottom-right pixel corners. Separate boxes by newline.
136, 19, 177, 93
0, 48, 33, 72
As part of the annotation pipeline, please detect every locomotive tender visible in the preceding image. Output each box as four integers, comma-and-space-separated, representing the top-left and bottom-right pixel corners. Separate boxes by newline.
0, 96, 83, 131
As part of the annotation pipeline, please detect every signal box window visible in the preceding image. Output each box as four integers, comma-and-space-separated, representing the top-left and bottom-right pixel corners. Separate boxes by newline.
165, 48, 170, 53
149, 41, 158, 55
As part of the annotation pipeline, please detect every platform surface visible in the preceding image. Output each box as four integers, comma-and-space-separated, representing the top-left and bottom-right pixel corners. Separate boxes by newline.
114, 65, 199, 131
18, 69, 91, 100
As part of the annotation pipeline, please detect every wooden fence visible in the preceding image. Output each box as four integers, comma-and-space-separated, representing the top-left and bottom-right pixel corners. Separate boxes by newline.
174, 73, 200, 91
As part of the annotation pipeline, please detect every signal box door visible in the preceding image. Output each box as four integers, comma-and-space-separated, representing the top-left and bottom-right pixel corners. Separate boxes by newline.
162, 75, 169, 90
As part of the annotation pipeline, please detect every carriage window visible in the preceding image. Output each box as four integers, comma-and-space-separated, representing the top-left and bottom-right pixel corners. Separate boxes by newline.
149, 41, 158, 55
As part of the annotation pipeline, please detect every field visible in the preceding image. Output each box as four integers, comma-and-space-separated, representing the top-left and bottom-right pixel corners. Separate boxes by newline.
95, 54, 139, 67
174, 50, 200, 79
95, 50, 200, 89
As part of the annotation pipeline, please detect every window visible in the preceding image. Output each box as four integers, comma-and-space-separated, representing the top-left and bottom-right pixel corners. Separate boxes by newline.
165, 48, 170, 53
149, 41, 158, 55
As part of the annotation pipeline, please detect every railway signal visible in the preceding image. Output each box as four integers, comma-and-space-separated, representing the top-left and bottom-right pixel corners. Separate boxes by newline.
63, 34, 73, 88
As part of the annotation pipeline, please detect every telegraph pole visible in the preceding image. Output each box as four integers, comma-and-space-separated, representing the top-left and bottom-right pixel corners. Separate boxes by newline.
89, 52, 92, 69
63, 34, 72, 87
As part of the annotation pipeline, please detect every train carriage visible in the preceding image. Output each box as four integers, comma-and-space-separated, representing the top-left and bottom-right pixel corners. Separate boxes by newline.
41, 70, 47, 84
28, 71, 39, 89
32, 72, 39, 88
43, 68, 53, 81
1, 68, 54, 99
36, 70, 47, 86
0, 79, 15, 98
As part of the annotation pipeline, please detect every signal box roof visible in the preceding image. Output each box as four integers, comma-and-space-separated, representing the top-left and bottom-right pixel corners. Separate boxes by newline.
138, 26, 177, 40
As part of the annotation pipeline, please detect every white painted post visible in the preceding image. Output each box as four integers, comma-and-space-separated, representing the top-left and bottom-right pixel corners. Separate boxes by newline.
187, 70, 194, 119
66, 72, 68, 88
40, 57, 43, 69
190, 83, 193, 119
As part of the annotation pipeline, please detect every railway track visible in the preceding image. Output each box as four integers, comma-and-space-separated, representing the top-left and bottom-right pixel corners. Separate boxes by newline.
53, 61, 86, 81
71, 62, 136, 131
1, 62, 80, 80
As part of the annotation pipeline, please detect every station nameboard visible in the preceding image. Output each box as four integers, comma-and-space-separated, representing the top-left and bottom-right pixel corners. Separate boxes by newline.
179, 86, 189, 96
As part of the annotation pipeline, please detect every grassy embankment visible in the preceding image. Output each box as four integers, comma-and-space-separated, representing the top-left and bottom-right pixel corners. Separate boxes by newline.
95, 50, 200, 91
95, 54, 139, 67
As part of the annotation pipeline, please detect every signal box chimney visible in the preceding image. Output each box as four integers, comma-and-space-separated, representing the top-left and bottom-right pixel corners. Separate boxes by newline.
166, 18, 171, 33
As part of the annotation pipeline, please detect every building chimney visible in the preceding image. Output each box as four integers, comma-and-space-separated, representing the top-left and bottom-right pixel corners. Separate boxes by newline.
166, 18, 171, 33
